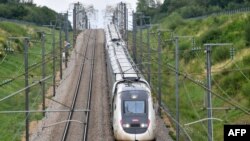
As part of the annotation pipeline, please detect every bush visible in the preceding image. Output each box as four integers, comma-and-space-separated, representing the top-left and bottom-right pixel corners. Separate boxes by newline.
242, 55, 250, 65
0, 4, 28, 19
206, 5, 221, 15
178, 41, 196, 64
242, 81, 250, 97
178, 5, 206, 18
212, 47, 230, 63
166, 12, 185, 30
201, 27, 222, 43
220, 72, 243, 96
0, 3, 58, 25
245, 16, 250, 46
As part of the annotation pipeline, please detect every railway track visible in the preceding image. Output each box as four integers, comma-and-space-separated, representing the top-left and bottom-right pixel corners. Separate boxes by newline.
86, 30, 114, 141
31, 29, 171, 141
83, 31, 97, 141
61, 30, 96, 141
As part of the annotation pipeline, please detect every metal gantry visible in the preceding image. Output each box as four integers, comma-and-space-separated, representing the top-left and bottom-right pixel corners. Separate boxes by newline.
41, 32, 46, 116
204, 43, 233, 141
73, 2, 88, 47
7, 37, 30, 141
112, 2, 128, 42
174, 35, 195, 141
157, 31, 162, 115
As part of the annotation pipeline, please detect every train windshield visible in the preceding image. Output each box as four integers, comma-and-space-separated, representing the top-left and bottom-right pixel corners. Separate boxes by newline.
124, 101, 145, 114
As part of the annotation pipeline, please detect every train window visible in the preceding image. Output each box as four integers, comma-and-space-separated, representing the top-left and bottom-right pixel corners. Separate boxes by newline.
124, 101, 145, 114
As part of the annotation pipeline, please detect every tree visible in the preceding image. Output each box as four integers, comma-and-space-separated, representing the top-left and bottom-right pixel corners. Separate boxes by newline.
0, 0, 8, 3
137, 0, 148, 12
6, 0, 20, 3
148, 0, 156, 8
160, 0, 170, 12
156, 0, 163, 7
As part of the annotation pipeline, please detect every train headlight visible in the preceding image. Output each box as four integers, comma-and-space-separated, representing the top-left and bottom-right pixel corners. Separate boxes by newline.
122, 123, 130, 128
140, 119, 150, 128
131, 95, 138, 99
121, 120, 130, 128
140, 123, 148, 128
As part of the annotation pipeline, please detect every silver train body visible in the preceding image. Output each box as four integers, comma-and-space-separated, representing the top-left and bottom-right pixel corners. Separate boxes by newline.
105, 24, 156, 141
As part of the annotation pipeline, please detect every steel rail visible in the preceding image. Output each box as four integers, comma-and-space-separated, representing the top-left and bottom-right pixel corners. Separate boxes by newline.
61, 30, 93, 141
83, 30, 97, 141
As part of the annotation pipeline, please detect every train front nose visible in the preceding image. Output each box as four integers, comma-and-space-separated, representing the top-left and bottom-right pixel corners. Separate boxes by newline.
117, 91, 155, 140
121, 117, 150, 134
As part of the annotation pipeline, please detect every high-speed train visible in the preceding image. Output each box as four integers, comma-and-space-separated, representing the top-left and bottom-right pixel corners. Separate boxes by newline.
105, 24, 156, 141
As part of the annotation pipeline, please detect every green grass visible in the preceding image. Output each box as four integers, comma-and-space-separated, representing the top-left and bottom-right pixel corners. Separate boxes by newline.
0, 21, 72, 140
130, 12, 250, 140
0, 22, 27, 36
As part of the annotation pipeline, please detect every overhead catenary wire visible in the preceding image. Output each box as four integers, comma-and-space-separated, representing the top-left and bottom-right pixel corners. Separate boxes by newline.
161, 104, 193, 141
0, 35, 83, 83
137, 38, 250, 114
0, 47, 65, 87
0, 75, 52, 102
11, 85, 42, 141
1, 32, 65, 79
147, 58, 250, 115
165, 62, 250, 115
0, 56, 53, 87
0, 16, 72, 140
130, 13, 250, 141
233, 61, 250, 82
182, 79, 209, 137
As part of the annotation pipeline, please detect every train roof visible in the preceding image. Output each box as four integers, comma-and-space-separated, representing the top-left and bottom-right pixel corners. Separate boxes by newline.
107, 41, 139, 81
116, 82, 151, 94
105, 24, 141, 82
106, 24, 121, 42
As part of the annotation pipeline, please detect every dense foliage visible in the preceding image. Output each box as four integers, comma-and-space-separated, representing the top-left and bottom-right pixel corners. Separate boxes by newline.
136, 0, 250, 19
161, 0, 250, 16
0, 1, 58, 25
136, 0, 161, 18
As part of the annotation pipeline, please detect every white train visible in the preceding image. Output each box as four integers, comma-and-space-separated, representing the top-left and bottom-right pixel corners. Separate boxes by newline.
105, 24, 156, 141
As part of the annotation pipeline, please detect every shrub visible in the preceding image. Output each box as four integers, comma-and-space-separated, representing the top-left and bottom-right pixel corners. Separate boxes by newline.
0, 3, 58, 25
242, 55, 250, 65
206, 5, 221, 14
0, 4, 28, 19
242, 81, 250, 97
178, 5, 206, 18
178, 41, 196, 64
220, 72, 243, 96
167, 12, 185, 30
201, 27, 222, 44
212, 47, 230, 63
245, 16, 250, 46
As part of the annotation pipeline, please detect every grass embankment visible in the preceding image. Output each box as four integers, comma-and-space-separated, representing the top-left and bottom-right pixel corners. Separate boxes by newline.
134, 12, 250, 140
0, 21, 69, 141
